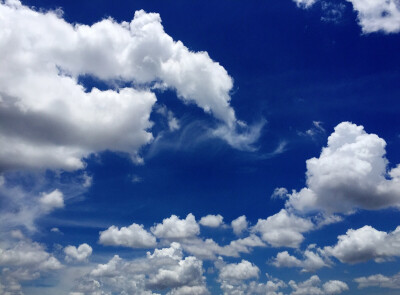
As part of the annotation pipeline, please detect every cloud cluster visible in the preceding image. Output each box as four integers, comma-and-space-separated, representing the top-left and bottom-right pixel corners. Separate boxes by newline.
289, 275, 348, 295
0, 239, 62, 294
151, 214, 200, 239
73, 242, 209, 295
0, 1, 254, 172
287, 122, 400, 214
199, 214, 224, 228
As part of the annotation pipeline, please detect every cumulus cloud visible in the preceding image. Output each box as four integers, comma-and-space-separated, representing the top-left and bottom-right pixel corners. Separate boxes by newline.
76, 242, 209, 295
64, 243, 93, 262
355, 272, 400, 289
231, 215, 248, 236
151, 214, 200, 239
271, 248, 330, 272
218, 259, 260, 281
199, 214, 224, 228
253, 209, 314, 248
99, 223, 157, 248
286, 122, 400, 214
289, 275, 348, 295
323, 225, 400, 264
39, 189, 64, 211
347, 0, 400, 33
181, 235, 265, 260
0, 1, 256, 172
0, 239, 62, 294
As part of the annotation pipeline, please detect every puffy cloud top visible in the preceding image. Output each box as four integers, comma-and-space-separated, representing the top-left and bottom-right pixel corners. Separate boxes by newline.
99, 223, 157, 248
151, 214, 200, 239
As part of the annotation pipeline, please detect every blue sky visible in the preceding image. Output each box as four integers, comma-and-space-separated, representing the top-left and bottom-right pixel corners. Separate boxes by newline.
1, 0, 400, 294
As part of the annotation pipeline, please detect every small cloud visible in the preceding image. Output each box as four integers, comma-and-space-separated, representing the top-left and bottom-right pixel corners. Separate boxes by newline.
131, 175, 143, 183
51, 227, 63, 234
321, 1, 346, 23
82, 172, 92, 188
299, 121, 326, 139
39, 189, 65, 212
271, 187, 289, 199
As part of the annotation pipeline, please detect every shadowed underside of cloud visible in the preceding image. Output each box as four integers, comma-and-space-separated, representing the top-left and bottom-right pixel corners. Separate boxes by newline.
0, 0, 261, 172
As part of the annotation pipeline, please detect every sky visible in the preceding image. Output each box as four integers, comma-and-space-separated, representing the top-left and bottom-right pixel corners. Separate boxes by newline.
0, 0, 400, 294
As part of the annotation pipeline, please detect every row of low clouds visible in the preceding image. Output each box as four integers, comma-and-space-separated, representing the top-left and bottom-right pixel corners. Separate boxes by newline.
293, 0, 400, 33
1, 120, 399, 292
0, 0, 261, 172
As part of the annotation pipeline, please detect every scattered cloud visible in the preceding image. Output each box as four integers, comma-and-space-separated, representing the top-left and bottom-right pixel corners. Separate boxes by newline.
289, 275, 348, 295
99, 223, 157, 248
355, 272, 400, 289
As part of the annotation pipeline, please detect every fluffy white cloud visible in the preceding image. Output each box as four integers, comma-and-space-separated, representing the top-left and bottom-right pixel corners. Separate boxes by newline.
253, 209, 314, 248
271, 248, 329, 272
64, 243, 93, 262
287, 122, 400, 214
271, 187, 289, 199
355, 272, 400, 289
347, 0, 400, 33
99, 223, 157, 248
218, 259, 260, 282
39, 189, 64, 211
289, 275, 348, 295
324, 225, 400, 264
199, 214, 224, 228
0, 1, 254, 171
151, 214, 200, 239
231, 215, 248, 236
77, 242, 209, 295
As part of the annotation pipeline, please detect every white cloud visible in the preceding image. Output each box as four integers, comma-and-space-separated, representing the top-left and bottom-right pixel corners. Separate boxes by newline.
289, 275, 348, 295
355, 272, 400, 289
323, 225, 400, 264
81, 242, 209, 295
293, 0, 318, 8
199, 214, 224, 228
231, 215, 248, 236
347, 0, 400, 33
271, 187, 289, 199
287, 122, 400, 214
253, 209, 314, 248
99, 223, 157, 248
39, 189, 64, 211
64, 243, 93, 262
218, 259, 260, 282
181, 235, 265, 260
272, 249, 330, 272
151, 214, 200, 239
0, 1, 255, 172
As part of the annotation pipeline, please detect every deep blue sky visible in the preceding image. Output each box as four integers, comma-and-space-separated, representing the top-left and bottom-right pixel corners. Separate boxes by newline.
1, 0, 400, 294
